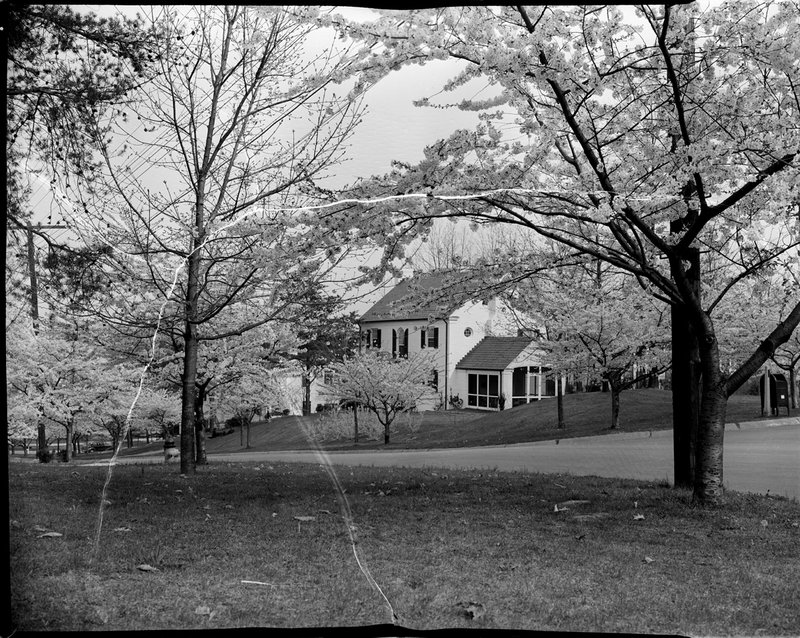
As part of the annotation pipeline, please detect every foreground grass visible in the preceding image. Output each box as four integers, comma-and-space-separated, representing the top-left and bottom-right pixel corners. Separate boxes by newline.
9, 461, 800, 634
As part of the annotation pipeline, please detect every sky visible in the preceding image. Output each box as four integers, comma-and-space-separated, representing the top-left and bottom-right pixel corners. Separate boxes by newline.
28, 6, 483, 261
23, 5, 491, 311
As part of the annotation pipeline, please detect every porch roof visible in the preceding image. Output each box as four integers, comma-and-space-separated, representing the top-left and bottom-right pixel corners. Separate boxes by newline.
455, 336, 536, 371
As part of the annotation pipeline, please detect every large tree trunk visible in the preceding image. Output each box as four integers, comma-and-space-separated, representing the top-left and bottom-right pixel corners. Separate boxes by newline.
194, 384, 208, 465
37, 421, 47, 463
556, 376, 565, 429
693, 323, 727, 505
384, 421, 390, 445
671, 248, 701, 489
180, 263, 200, 474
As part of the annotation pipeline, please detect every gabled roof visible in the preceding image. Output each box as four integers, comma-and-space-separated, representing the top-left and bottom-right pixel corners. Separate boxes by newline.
455, 336, 536, 371
360, 272, 460, 323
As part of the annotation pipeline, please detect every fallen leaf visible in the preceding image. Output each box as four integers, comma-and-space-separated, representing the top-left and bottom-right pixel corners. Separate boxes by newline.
194, 605, 212, 616
760, 520, 768, 528
113, 527, 132, 533
136, 564, 158, 572
633, 513, 645, 521
33, 525, 48, 532
553, 504, 568, 513
318, 509, 332, 515
643, 556, 655, 564
293, 516, 316, 522
38, 531, 63, 538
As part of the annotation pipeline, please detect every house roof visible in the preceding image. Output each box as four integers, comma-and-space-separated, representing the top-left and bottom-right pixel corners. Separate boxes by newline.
455, 336, 536, 371
360, 272, 459, 323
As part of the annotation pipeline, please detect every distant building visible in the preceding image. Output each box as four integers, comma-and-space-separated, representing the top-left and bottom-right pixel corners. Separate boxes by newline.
358, 272, 556, 411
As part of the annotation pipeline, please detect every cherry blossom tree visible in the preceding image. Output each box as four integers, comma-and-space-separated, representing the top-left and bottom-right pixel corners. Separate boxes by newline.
7, 321, 115, 462
511, 259, 671, 429
325, 351, 437, 445
318, 3, 800, 503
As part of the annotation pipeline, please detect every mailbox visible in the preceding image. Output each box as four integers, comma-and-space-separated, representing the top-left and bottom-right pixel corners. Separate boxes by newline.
760, 372, 790, 417
773, 373, 790, 416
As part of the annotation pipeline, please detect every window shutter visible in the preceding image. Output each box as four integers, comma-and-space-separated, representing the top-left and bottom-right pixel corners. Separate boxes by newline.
432, 327, 439, 348
421, 329, 426, 349
365, 329, 371, 348
392, 329, 397, 357
375, 329, 382, 348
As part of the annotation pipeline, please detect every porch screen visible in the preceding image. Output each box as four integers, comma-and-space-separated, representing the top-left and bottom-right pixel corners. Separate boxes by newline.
467, 373, 500, 408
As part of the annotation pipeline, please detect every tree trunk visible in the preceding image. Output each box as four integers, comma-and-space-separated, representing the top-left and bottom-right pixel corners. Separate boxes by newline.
195, 420, 207, 464
610, 383, 621, 429
194, 386, 208, 465
246, 417, 251, 449
384, 422, 390, 445
303, 373, 312, 416
693, 326, 727, 505
671, 248, 701, 489
353, 405, 359, 445
179, 249, 201, 474
556, 376, 565, 429
64, 423, 72, 462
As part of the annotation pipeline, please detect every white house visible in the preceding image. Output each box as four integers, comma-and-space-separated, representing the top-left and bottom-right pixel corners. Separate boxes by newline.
358, 272, 556, 411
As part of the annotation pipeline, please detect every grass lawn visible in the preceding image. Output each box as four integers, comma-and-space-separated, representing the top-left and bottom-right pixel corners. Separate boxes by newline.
186, 389, 774, 455
8, 460, 799, 634
79, 389, 778, 461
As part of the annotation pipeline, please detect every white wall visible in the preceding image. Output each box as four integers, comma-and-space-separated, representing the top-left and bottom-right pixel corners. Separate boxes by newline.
360, 296, 523, 410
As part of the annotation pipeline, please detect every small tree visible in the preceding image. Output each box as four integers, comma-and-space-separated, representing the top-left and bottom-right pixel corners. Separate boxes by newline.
512, 260, 671, 429
326, 351, 436, 445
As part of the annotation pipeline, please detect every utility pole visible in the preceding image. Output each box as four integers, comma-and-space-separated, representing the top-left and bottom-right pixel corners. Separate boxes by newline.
25, 223, 67, 457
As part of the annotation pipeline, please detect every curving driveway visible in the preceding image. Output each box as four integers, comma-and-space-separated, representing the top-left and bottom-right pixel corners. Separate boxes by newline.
89, 420, 800, 500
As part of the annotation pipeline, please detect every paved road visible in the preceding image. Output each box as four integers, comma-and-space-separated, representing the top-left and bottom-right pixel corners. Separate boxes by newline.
103, 422, 800, 500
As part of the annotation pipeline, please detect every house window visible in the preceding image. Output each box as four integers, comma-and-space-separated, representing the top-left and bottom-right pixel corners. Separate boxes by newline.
421, 327, 439, 349
429, 369, 439, 391
467, 373, 500, 408
392, 328, 408, 358
364, 329, 372, 348
323, 370, 334, 385
372, 328, 382, 349
464, 327, 473, 337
